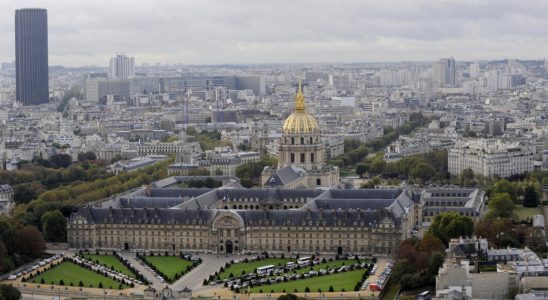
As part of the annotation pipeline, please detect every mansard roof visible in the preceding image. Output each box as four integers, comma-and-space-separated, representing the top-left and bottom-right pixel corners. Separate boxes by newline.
76, 206, 400, 228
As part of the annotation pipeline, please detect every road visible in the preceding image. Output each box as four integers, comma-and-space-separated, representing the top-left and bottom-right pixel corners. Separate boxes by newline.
118, 251, 164, 289
170, 253, 246, 292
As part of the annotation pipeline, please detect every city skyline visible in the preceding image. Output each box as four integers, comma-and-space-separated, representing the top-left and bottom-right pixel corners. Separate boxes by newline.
1, 0, 548, 67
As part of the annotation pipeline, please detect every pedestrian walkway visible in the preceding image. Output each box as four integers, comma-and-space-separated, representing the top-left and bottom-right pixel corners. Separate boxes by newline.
118, 251, 164, 289
170, 253, 245, 291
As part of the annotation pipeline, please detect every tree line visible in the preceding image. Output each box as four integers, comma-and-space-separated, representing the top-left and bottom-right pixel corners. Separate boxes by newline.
186, 126, 232, 150
235, 155, 278, 188
356, 151, 448, 183
328, 112, 431, 168
392, 212, 474, 291
0, 159, 170, 275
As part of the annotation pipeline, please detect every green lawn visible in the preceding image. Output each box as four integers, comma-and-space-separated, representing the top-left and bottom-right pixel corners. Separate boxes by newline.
142, 256, 193, 280
381, 284, 400, 300
478, 265, 497, 272
83, 254, 135, 278
219, 258, 291, 279
250, 269, 366, 293
31, 261, 128, 289
514, 205, 542, 221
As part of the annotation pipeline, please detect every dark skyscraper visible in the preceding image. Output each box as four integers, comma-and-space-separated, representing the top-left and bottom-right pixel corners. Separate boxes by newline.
15, 8, 49, 105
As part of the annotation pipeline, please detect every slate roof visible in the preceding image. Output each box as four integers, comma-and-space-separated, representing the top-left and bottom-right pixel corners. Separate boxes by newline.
148, 188, 213, 198
75, 205, 400, 228
80, 207, 217, 225
236, 208, 400, 227
151, 176, 240, 188
266, 166, 306, 187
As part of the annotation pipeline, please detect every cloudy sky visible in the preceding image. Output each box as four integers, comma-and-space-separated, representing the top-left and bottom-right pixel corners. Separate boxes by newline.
1, 0, 547, 67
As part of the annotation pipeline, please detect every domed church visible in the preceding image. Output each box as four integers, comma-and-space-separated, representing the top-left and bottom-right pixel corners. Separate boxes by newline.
262, 82, 339, 188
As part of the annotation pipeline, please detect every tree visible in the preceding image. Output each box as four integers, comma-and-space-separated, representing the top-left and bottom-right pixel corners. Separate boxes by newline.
77, 151, 97, 161
277, 294, 301, 300
427, 251, 445, 278
0, 284, 21, 300
461, 168, 475, 180
523, 184, 539, 208
390, 259, 415, 283
14, 183, 41, 204
474, 217, 514, 247
410, 162, 436, 182
49, 153, 73, 169
488, 193, 515, 218
415, 234, 446, 256
355, 163, 368, 178
0, 241, 13, 273
490, 179, 517, 202
399, 272, 422, 290
14, 226, 46, 256
235, 155, 278, 186
429, 212, 474, 244
41, 210, 67, 242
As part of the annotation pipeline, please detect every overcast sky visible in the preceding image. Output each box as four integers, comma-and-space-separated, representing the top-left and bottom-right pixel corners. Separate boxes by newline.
1, 0, 547, 67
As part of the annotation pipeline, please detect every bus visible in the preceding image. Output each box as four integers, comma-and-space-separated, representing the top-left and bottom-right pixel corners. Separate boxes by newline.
256, 265, 275, 275
297, 256, 311, 266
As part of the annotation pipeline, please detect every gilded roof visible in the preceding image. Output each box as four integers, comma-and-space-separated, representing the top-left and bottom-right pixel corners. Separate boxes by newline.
282, 81, 319, 134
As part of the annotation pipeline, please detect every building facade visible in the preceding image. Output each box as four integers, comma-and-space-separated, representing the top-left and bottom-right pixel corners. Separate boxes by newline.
15, 8, 49, 105
68, 181, 418, 256
448, 139, 533, 178
67, 177, 483, 256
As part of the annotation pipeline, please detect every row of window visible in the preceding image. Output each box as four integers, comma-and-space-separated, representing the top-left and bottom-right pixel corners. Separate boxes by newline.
287, 137, 319, 145
422, 210, 478, 217
290, 152, 315, 163
221, 205, 301, 210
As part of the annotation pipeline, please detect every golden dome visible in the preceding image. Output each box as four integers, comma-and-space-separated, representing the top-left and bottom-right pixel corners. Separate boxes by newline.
282, 81, 319, 134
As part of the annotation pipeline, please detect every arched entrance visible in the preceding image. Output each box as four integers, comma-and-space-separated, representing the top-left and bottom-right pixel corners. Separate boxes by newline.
337, 246, 343, 255
212, 211, 245, 255
124, 243, 129, 251
226, 240, 233, 254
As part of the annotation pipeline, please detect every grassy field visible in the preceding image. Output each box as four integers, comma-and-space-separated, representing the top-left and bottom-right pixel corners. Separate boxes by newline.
83, 254, 135, 278
381, 284, 400, 300
514, 205, 542, 221
250, 269, 366, 293
31, 261, 128, 289
142, 256, 193, 280
479, 265, 497, 272
219, 258, 291, 279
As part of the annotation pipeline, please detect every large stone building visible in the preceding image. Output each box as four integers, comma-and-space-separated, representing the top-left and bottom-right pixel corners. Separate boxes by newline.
68, 178, 418, 256
262, 82, 339, 188
67, 176, 485, 256
448, 139, 533, 178
419, 188, 486, 226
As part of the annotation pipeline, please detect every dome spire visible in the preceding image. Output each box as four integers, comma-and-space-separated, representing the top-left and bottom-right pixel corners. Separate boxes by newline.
295, 80, 306, 112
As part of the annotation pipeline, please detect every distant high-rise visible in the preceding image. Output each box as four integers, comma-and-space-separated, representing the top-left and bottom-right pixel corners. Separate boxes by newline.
469, 63, 480, 79
109, 54, 135, 79
433, 57, 456, 87
15, 8, 49, 105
